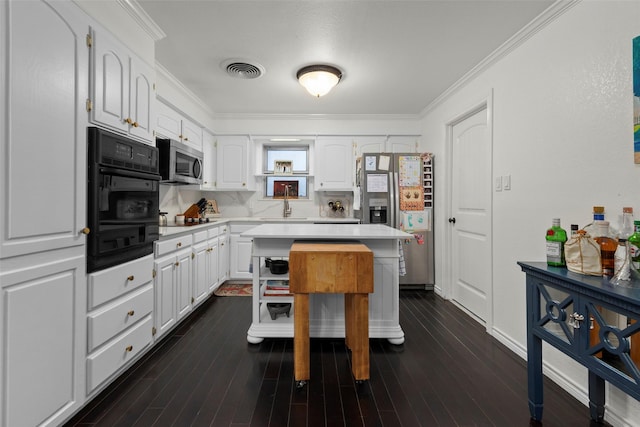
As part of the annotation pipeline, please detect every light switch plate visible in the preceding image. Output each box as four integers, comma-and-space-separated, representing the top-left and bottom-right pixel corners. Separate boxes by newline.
495, 177, 502, 192
503, 175, 511, 190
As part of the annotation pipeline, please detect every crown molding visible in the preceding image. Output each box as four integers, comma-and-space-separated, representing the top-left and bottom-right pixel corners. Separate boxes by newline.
155, 62, 216, 117
116, 0, 166, 41
421, 0, 580, 116
211, 112, 423, 122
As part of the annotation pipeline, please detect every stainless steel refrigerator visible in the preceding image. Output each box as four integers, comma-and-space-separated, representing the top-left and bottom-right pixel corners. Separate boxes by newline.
355, 153, 434, 290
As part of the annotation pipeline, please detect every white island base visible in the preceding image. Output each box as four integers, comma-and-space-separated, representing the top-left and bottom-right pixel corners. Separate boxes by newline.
242, 224, 412, 345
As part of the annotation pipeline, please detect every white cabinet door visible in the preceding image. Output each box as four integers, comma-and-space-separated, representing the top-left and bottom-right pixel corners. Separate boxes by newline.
219, 233, 230, 283
1, 251, 85, 427
207, 237, 220, 293
91, 27, 155, 143
230, 234, 253, 280
201, 130, 217, 189
1, 0, 88, 259
154, 255, 177, 338
192, 241, 209, 306
91, 28, 128, 134
387, 136, 418, 153
155, 101, 182, 141
314, 137, 354, 191
216, 136, 254, 190
176, 248, 193, 320
181, 117, 203, 151
127, 57, 155, 142
355, 136, 386, 158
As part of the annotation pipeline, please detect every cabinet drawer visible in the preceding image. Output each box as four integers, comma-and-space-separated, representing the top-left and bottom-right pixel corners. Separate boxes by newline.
87, 316, 153, 394
193, 230, 208, 243
87, 284, 153, 352
208, 226, 220, 238
88, 255, 153, 309
155, 234, 192, 257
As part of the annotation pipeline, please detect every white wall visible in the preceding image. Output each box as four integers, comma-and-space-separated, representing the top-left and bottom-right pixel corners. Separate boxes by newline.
422, 2, 640, 425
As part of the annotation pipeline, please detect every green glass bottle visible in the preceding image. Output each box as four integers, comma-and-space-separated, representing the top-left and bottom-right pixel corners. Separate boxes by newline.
546, 218, 567, 267
627, 220, 640, 270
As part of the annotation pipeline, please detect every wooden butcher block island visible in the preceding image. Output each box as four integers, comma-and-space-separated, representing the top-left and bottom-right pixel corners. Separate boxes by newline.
241, 223, 413, 345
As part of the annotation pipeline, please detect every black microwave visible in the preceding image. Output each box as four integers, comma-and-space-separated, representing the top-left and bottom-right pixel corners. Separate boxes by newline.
157, 138, 204, 185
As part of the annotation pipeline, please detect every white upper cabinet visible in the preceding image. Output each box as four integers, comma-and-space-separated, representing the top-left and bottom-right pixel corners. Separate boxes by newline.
354, 136, 387, 157
201, 130, 217, 189
216, 135, 255, 190
314, 136, 354, 191
386, 136, 418, 153
90, 27, 155, 144
155, 101, 203, 151
355, 136, 418, 157
1, 0, 88, 259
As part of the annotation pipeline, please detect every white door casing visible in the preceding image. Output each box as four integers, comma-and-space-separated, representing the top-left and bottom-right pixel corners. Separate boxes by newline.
448, 100, 493, 328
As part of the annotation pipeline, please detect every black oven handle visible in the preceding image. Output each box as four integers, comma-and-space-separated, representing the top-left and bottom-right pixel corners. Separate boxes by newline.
99, 167, 161, 181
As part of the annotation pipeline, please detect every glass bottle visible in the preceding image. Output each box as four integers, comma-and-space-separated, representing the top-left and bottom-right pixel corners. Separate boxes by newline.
628, 220, 640, 270
546, 218, 567, 267
570, 224, 579, 237
583, 206, 605, 236
611, 238, 632, 284
619, 207, 635, 239
594, 221, 618, 277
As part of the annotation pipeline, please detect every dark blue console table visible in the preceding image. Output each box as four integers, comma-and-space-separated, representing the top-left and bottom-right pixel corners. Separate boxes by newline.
518, 262, 640, 422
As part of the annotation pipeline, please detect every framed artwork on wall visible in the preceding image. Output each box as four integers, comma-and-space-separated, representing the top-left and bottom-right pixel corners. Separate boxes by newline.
273, 180, 298, 199
274, 160, 293, 174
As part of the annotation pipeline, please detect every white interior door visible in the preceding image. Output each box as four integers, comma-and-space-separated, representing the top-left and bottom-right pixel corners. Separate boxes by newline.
450, 107, 492, 323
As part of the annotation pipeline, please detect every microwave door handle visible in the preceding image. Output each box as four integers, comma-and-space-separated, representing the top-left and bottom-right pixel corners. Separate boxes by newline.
99, 167, 161, 181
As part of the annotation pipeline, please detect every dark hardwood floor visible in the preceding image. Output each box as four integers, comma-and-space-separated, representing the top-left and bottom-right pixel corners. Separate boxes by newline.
65, 291, 609, 427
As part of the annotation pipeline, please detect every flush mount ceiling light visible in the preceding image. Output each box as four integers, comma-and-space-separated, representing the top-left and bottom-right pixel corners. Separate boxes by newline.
296, 65, 342, 97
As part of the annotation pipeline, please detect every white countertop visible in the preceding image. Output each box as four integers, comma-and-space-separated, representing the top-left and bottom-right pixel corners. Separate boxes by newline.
158, 216, 360, 239
241, 223, 412, 239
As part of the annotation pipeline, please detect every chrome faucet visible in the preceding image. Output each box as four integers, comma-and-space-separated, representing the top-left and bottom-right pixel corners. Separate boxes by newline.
283, 184, 292, 217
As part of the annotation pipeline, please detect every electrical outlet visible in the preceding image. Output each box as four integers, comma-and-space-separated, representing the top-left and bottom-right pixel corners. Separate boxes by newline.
495, 177, 502, 192
503, 175, 511, 190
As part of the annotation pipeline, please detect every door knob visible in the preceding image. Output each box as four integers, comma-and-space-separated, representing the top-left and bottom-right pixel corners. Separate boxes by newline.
448, 218, 456, 224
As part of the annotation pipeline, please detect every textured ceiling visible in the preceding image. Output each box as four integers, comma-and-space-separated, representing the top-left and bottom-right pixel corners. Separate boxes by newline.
138, 0, 554, 117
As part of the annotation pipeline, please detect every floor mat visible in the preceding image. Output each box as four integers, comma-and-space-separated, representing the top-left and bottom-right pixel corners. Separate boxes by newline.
214, 282, 252, 297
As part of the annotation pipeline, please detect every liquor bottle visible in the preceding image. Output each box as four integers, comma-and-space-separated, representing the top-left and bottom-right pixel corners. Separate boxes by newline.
545, 218, 567, 267
619, 207, 635, 239
570, 224, 579, 237
583, 206, 605, 236
594, 221, 618, 277
628, 220, 640, 270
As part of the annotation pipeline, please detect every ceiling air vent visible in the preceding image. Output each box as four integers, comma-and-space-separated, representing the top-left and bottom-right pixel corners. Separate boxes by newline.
223, 60, 265, 79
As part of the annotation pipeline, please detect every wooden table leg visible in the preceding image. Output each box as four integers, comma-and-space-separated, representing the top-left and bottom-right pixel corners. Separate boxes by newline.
345, 293, 369, 381
294, 293, 310, 382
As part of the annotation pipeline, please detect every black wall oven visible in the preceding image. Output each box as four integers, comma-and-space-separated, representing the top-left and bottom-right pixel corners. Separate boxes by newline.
87, 127, 161, 273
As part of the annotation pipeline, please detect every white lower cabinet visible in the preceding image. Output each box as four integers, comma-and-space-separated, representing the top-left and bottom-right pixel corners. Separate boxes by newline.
219, 226, 230, 283
176, 248, 193, 320
230, 234, 254, 280
86, 255, 154, 396
193, 240, 211, 304
0, 248, 85, 427
206, 227, 221, 293
154, 245, 192, 339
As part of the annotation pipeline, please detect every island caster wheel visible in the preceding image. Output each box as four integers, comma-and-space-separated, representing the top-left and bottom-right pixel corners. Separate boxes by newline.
295, 380, 307, 389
